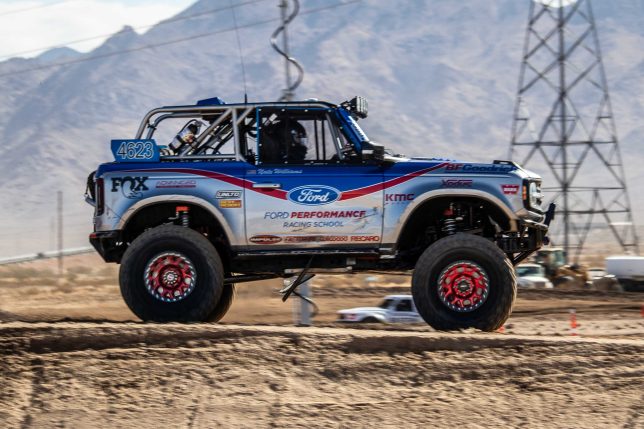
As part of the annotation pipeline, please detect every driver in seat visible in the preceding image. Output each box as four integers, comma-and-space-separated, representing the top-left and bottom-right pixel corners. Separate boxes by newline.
261, 120, 308, 163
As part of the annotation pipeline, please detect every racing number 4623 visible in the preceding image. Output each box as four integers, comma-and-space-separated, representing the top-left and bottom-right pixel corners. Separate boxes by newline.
117, 141, 154, 160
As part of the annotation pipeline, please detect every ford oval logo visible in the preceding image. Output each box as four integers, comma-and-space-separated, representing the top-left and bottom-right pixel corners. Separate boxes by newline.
287, 185, 341, 205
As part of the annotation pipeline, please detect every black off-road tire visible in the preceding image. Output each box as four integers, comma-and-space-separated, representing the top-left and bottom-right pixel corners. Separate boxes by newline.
360, 316, 380, 324
411, 233, 516, 331
207, 284, 235, 322
119, 225, 224, 322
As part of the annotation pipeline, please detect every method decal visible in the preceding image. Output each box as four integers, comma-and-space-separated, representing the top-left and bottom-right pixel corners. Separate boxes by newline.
441, 179, 473, 187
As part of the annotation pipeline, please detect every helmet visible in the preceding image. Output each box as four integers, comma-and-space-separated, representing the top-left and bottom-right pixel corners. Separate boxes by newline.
286, 121, 307, 161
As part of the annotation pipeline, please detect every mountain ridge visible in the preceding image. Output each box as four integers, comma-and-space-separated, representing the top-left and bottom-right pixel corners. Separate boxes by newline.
0, 0, 642, 256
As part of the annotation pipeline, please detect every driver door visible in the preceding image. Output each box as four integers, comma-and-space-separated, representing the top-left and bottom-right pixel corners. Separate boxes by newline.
243, 107, 384, 249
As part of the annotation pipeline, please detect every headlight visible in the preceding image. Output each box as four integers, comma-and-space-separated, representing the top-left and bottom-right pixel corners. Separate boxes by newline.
526, 181, 543, 211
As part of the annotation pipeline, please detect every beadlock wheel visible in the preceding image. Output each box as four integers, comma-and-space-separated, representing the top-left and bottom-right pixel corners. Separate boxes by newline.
119, 225, 224, 322
144, 252, 197, 302
437, 261, 489, 312
411, 233, 516, 331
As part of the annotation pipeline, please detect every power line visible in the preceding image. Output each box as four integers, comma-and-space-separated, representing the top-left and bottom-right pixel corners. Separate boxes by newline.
0, 0, 269, 61
0, 0, 76, 18
0, 0, 361, 79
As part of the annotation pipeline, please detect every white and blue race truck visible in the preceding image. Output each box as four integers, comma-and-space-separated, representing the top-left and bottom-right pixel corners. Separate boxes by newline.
86, 96, 554, 330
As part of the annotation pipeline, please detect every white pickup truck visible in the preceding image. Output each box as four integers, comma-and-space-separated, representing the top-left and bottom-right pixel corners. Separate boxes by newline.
337, 295, 423, 324
605, 256, 644, 292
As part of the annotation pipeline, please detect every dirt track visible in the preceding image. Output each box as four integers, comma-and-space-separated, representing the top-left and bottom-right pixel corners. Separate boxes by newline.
1, 255, 643, 427
1, 324, 643, 428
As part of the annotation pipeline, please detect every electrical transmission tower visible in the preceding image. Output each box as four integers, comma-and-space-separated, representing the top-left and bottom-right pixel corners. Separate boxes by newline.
509, 0, 639, 261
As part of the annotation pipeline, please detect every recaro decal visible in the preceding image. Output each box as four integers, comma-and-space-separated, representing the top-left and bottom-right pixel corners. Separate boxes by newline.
287, 185, 341, 206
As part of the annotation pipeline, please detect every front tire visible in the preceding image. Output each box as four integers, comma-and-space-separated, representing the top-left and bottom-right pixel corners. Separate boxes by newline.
119, 225, 224, 322
207, 284, 235, 322
411, 234, 516, 331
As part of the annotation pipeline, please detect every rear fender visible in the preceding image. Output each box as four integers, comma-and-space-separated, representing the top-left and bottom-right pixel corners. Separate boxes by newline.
117, 195, 240, 247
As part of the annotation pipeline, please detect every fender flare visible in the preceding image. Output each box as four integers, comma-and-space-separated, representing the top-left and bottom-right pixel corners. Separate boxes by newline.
116, 194, 240, 247
383, 189, 519, 245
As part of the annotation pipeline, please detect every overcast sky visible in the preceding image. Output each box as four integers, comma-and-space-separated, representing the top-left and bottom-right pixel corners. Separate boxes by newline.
0, 0, 196, 59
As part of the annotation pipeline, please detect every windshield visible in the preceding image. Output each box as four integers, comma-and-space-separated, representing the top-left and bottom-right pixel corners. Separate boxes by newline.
378, 298, 394, 309
516, 265, 544, 277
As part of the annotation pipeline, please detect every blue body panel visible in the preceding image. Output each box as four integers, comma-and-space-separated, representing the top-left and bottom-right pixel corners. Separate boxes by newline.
95, 157, 527, 250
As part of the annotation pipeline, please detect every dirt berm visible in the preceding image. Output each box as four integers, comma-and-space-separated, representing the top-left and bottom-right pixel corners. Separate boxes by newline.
1, 323, 642, 428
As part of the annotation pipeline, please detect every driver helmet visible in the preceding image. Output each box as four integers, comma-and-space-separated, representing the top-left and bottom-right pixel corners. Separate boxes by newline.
289, 122, 307, 147
287, 121, 307, 161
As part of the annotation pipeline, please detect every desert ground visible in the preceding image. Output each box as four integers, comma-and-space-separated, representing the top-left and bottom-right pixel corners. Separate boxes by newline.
1, 254, 643, 428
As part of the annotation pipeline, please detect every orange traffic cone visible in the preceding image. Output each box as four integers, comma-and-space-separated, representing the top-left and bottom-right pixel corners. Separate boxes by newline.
497, 325, 505, 333
569, 309, 578, 336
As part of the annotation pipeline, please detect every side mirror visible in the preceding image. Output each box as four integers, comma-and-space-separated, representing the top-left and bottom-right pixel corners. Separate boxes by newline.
361, 142, 385, 162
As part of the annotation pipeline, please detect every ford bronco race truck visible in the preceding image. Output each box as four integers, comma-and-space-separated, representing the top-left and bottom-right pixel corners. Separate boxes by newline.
86, 96, 554, 331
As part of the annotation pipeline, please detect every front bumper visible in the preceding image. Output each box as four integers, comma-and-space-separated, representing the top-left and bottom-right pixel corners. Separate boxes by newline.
89, 231, 124, 263
497, 203, 554, 263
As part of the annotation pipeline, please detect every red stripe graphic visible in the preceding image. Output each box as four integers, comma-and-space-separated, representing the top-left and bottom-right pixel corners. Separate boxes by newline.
339, 163, 448, 200
125, 163, 448, 201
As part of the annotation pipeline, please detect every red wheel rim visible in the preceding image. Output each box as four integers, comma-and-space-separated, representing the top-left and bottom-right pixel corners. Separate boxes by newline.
437, 261, 489, 312
144, 252, 196, 302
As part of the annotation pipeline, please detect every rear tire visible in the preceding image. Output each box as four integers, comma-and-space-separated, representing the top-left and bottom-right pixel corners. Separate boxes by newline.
119, 225, 224, 322
411, 234, 516, 331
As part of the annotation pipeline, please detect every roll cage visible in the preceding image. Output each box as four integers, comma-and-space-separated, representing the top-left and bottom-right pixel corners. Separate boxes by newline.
135, 100, 367, 164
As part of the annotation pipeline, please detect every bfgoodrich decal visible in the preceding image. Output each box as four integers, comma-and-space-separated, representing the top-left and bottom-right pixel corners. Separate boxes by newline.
287, 185, 340, 206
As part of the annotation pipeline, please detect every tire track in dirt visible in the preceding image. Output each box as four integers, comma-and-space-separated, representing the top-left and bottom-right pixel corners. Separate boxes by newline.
1, 323, 643, 428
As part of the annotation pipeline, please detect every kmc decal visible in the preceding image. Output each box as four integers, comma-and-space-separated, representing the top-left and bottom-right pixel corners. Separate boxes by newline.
287, 185, 341, 206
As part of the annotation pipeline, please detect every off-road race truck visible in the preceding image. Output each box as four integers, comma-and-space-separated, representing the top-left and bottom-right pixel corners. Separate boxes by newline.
86, 96, 554, 331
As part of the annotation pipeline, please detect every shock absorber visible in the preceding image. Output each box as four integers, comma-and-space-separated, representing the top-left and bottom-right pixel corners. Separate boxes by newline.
442, 204, 456, 235
175, 206, 190, 228
442, 218, 456, 235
